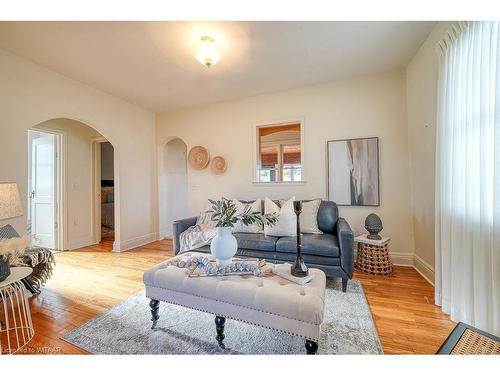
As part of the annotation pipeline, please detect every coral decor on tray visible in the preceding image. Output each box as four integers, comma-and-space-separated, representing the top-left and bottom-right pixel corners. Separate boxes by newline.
167, 255, 272, 277
206, 198, 278, 266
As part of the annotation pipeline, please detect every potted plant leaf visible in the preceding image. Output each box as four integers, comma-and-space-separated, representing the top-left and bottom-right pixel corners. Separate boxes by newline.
206, 198, 278, 265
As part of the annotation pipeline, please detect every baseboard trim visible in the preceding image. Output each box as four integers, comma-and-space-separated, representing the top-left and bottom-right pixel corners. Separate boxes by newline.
413, 254, 435, 286
159, 230, 173, 240
67, 236, 95, 250
390, 251, 435, 286
113, 232, 159, 252
389, 251, 414, 266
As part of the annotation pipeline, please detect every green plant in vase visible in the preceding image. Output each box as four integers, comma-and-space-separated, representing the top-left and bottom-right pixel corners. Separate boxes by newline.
206, 198, 278, 265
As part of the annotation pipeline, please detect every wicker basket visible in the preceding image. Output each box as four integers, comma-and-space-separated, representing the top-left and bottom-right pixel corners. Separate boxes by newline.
356, 241, 393, 275
451, 329, 500, 354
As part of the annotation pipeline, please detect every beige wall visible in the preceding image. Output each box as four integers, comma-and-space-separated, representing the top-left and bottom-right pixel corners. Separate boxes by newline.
406, 22, 451, 279
157, 70, 415, 260
0, 48, 156, 252
158, 138, 188, 237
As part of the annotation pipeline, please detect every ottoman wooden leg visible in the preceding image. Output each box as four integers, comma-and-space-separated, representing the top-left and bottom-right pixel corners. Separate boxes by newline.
305, 340, 318, 354
149, 299, 160, 329
215, 316, 226, 349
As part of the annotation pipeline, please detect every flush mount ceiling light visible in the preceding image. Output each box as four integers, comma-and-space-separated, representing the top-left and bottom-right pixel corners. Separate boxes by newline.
196, 36, 219, 68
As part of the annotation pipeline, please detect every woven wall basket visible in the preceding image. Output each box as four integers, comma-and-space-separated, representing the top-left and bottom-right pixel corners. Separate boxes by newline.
211, 156, 227, 175
188, 146, 210, 170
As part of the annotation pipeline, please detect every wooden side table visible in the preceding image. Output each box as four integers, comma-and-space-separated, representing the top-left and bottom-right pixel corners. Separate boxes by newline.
0, 266, 35, 354
354, 235, 393, 275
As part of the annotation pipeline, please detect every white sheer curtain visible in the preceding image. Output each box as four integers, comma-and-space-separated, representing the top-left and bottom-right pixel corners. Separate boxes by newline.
436, 21, 500, 335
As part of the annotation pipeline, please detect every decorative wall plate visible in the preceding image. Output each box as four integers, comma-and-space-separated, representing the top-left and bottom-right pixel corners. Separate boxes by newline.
211, 156, 227, 175
188, 146, 210, 170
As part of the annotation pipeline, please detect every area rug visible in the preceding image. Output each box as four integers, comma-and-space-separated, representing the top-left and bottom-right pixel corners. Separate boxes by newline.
61, 278, 383, 354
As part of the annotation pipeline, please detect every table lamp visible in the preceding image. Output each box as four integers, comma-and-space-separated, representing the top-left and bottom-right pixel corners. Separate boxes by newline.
0, 182, 23, 282
0, 182, 23, 222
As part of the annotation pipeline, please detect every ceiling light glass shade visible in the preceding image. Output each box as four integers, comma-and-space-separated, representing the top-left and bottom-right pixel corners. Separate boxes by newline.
197, 36, 219, 68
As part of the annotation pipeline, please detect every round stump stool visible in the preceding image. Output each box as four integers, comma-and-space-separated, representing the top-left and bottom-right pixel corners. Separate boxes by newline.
0, 267, 35, 355
355, 235, 393, 275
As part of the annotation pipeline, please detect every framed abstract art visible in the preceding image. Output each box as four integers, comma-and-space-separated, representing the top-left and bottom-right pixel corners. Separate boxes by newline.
327, 137, 380, 206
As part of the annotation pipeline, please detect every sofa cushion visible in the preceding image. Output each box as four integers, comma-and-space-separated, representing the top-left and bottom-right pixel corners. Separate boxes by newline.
234, 232, 278, 252
300, 199, 323, 234
236, 248, 276, 261
231, 199, 263, 234
317, 201, 339, 234
275, 252, 341, 266
195, 202, 218, 228
276, 233, 340, 258
264, 197, 296, 237
0, 224, 20, 239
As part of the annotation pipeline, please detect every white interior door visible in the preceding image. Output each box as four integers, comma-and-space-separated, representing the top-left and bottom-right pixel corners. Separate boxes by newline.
30, 134, 57, 249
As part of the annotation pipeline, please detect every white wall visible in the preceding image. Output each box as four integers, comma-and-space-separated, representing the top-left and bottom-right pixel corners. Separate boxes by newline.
406, 22, 452, 281
35, 119, 99, 250
0, 48, 156, 252
158, 138, 188, 237
157, 70, 415, 260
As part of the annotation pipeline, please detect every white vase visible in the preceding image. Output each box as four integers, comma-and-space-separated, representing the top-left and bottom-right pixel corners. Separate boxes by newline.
210, 227, 238, 266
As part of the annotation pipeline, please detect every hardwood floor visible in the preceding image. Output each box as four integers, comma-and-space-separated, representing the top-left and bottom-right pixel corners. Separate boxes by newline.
22, 239, 455, 355
22, 239, 172, 355
355, 267, 455, 354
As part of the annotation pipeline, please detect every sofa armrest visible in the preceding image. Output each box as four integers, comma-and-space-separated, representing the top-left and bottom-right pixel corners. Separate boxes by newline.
336, 217, 354, 279
172, 216, 197, 255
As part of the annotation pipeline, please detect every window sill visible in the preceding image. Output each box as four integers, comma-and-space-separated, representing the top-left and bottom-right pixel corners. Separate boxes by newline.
252, 181, 307, 186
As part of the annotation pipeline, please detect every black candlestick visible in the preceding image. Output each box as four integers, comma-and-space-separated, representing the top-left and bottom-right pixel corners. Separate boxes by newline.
291, 201, 308, 277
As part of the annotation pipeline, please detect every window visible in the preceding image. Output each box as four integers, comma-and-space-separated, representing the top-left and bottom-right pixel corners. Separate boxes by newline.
256, 123, 302, 182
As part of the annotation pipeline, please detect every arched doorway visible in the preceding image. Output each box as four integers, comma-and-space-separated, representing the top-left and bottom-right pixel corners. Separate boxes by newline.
158, 138, 188, 238
29, 118, 118, 250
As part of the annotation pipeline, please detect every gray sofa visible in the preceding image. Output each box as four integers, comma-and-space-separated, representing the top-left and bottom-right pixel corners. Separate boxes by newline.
173, 200, 354, 292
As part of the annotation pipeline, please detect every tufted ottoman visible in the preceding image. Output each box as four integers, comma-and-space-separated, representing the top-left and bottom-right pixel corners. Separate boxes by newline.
143, 252, 327, 354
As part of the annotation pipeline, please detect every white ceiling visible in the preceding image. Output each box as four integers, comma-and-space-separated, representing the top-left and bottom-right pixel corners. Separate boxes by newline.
0, 21, 435, 112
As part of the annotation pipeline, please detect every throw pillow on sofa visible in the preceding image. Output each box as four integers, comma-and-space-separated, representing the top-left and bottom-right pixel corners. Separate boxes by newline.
300, 199, 323, 234
231, 199, 263, 233
0, 224, 20, 239
264, 197, 296, 237
196, 202, 218, 228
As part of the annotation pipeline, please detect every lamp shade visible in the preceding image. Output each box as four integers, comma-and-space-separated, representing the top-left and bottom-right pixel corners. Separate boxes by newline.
0, 183, 23, 221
